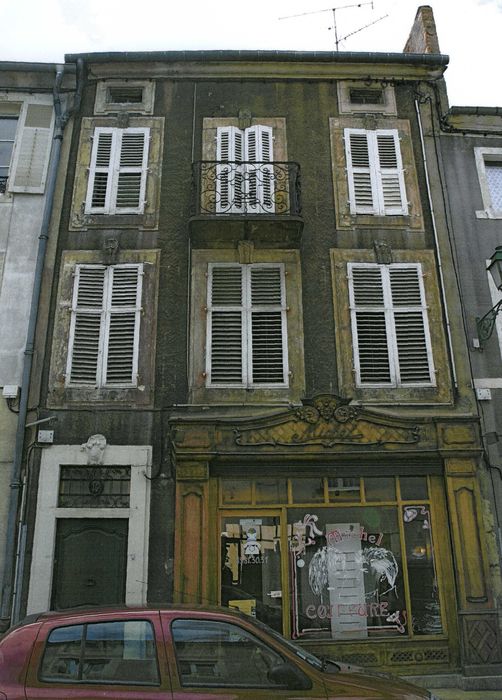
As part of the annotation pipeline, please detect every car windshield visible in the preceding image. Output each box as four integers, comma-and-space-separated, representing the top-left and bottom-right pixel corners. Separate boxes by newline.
251, 617, 339, 673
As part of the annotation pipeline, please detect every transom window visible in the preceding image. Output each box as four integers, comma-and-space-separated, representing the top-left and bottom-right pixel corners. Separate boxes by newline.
348, 262, 435, 387
206, 263, 288, 387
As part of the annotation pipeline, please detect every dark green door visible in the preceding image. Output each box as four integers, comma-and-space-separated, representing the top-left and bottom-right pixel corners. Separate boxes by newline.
51, 518, 128, 609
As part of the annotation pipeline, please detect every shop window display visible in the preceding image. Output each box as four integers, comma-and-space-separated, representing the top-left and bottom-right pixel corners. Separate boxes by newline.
220, 476, 443, 641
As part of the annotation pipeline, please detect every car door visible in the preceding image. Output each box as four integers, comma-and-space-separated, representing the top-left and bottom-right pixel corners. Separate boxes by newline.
162, 614, 327, 700
25, 613, 173, 699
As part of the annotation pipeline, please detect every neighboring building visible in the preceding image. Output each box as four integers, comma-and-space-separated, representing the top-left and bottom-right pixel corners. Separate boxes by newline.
436, 103, 502, 645
10, 5, 502, 688
0, 62, 75, 628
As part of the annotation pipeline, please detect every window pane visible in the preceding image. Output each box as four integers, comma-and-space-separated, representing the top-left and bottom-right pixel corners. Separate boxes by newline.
255, 478, 287, 504
364, 476, 396, 502
288, 507, 407, 640
327, 477, 360, 502
400, 476, 428, 501
403, 505, 443, 635
221, 479, 252, 505
486, 162, 502, 210
82, 620, 159, 684
0, 117, 18, 141
172, 619, 297, 688
40, 624, 83, 681
291, 478, 324, 503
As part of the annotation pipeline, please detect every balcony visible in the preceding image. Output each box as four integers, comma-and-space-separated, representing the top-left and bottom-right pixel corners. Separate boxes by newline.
189, 161, 303, 248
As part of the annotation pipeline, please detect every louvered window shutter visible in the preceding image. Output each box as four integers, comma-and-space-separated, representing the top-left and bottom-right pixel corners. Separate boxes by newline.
249, 265, 287, 384
350, 265, 391, 384
86, 127, 149, 214
67, 266, 106, 385
216, 126, 244, 213
389, 267, 433, 384
115, 129, 149, 212
9, 102, 54, 193
376, 130, 407, 215
207, 263, 288, 387
245, 125, 275, 214
207, 265, 244, 384
349, 263, 434, 387
345, 129, 407, 216
86, 128, 115, 213
345, 129, 376, 214
67, 264, 142, 387
103, 265, 142, 385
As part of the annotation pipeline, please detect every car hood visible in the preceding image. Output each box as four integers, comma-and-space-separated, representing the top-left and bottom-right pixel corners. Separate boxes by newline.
323, 661, 430, 699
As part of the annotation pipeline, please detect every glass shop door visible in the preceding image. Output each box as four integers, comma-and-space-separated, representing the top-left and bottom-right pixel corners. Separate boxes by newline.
220, 513, 284, 633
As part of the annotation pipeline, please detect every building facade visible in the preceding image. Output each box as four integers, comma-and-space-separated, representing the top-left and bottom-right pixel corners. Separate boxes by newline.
12, 6, 502, 686
0, 62, 75, 628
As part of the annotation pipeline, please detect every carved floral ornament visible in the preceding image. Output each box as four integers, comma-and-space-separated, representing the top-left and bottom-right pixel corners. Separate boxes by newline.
233, 395, 421, 449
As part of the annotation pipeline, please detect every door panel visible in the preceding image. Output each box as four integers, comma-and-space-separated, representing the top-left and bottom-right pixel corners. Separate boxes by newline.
51, 518, 128, 609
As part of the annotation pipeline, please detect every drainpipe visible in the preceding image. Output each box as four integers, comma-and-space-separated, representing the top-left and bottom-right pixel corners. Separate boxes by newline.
415, 96, 458, 388
0, 60, 83, 629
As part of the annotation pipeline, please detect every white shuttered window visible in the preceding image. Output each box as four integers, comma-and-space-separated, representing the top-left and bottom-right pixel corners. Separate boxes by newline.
66, 264, 143, 387
206, 263, 288, 387
345, 128, 408, 216
85, 127, 149, 214
216, 125, 274, 213
348, 263, 435, 387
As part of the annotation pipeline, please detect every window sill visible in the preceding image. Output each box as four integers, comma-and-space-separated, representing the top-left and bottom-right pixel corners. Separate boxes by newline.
476, 208, 502, 220
48, 384, 152, 407
70, 211, 158, 230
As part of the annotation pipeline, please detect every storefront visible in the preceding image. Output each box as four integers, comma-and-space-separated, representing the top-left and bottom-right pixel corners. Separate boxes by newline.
171, 396, 501, 676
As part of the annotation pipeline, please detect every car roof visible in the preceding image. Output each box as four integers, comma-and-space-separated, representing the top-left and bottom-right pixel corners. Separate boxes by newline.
18, 603, 246, 626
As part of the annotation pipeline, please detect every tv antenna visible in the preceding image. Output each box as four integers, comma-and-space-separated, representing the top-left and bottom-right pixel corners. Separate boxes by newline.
279, 2, 389, 51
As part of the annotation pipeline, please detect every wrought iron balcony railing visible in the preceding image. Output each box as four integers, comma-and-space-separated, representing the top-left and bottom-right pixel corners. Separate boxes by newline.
192, 161, 302, 217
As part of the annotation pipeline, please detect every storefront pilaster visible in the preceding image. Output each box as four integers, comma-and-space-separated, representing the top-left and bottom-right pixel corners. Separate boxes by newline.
444, 456, 502, 674
174, 460, 213, 606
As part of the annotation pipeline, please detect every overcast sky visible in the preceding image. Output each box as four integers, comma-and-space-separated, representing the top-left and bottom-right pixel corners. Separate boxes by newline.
1, 0, 501, 107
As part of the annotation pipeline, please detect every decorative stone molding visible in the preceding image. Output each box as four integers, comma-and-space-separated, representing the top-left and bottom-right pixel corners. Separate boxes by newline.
233, 394, 420, 448
81, 434, 107, 465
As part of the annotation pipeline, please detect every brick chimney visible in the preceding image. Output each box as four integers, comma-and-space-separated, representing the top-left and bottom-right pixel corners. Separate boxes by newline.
403, 5, 441, 54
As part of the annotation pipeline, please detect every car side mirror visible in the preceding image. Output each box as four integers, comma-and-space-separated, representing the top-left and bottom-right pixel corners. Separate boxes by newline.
268, 662, 312, 690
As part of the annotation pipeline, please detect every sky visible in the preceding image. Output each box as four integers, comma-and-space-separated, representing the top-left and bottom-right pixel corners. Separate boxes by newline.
1, 0, 501, 107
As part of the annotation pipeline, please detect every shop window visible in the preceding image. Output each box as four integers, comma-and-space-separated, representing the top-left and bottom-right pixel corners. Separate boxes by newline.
219, 476, 444, 642
206, 263, 289, 388
40, 620, 159, 684
474, 146, 502, 219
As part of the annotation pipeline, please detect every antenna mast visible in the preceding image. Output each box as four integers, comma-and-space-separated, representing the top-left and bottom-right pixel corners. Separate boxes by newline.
279, 2, 387, 51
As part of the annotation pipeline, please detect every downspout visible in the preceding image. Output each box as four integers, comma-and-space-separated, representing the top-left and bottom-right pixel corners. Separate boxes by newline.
0, 60, 84, 629
415, 96, 458, 388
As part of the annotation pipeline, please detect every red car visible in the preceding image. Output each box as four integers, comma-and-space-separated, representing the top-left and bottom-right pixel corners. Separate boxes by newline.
0, 605, 437, 699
